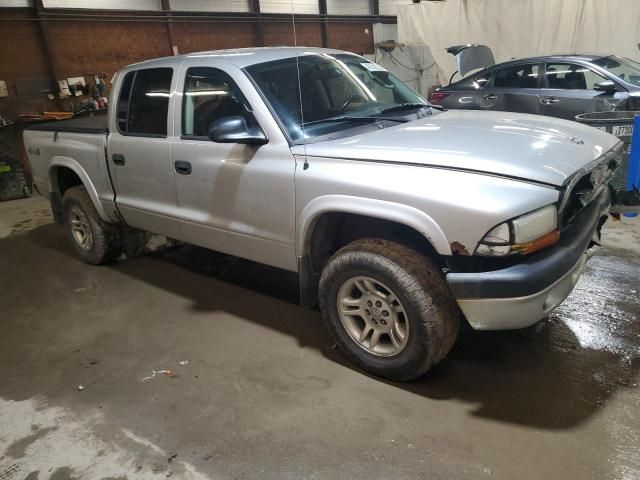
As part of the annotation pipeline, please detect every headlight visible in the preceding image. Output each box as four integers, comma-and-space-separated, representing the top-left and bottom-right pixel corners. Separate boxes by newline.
476, 205, 560, 256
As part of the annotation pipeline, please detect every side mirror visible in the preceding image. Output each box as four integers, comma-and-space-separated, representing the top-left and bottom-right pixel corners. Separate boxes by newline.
208, 115, 268, 145
594, 80, 617, 93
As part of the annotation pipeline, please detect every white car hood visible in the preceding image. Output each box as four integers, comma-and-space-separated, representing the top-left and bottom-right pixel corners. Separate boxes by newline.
293, 110, 621, 187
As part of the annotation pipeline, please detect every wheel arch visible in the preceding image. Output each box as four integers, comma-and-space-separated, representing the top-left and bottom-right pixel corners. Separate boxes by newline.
298, 195, 451, 263
48, 157, 111, 223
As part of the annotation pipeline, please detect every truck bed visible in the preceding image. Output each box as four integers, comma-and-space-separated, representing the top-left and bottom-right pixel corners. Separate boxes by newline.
23, 112, 118, 223
25, 114, 108, 134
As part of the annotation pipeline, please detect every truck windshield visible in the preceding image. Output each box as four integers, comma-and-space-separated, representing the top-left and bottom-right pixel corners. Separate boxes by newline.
244, 53, 428, 143
592, 55, 640, 87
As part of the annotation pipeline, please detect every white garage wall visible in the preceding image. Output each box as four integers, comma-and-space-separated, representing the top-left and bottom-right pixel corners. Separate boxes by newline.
399, 0, 640, 83
260, 0, 318, 14
42, 0, 161, 10
379, 0, 415, 17
326, 0, 371, 15
367, 23, 438, 99
169, 0, 250, 12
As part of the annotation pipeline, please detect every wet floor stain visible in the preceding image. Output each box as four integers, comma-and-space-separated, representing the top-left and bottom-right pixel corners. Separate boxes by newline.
552, 251, 640, 359
5, 425, 58, 459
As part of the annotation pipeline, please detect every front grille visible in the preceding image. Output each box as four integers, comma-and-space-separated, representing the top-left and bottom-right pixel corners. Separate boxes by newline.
559, 148, 621, 228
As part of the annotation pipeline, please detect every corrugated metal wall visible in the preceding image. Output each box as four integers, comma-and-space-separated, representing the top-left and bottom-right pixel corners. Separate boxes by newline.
260, 0, 318, 14
42, 0, 162, 10
170, 0, 251, 12
1, 0, 418, 15
326, 0, 371, 15
0, 0, 32, 6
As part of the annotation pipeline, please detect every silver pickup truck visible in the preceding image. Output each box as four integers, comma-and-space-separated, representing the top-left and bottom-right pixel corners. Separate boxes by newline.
24, 47, 627, 381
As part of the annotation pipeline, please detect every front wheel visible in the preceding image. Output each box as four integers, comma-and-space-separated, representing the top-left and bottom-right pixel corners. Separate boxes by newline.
318, 238, 460, 381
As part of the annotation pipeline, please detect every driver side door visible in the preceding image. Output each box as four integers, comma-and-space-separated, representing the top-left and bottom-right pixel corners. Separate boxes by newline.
169, 61, 297, 271
539, 63, 627, 120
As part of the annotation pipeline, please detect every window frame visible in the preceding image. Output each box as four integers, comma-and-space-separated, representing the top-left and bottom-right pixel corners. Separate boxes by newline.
472, 71, 492, 89
489, 62, 544, 89
541, 62, 609, 91
116, 67, 173, 139
180, 66, 254, 142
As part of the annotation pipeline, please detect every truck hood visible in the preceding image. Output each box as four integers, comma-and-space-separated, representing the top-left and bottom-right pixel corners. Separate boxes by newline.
293, 110, 621, 187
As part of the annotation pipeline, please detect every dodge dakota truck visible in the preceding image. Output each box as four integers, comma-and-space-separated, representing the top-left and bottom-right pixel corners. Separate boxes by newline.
24, 47, 628, 381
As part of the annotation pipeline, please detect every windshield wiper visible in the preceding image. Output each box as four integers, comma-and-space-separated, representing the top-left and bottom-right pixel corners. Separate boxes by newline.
302, 116, 409, 127
378, 103, 443, 114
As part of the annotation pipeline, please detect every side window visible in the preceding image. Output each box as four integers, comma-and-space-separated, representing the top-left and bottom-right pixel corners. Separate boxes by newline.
493, 64, 540, 88
182, 67, 245, 138
117, 68, 172, 136
545, 63, 607, 90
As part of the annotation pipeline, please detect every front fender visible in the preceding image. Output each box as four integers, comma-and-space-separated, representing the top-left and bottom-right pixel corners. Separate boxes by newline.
49, 156, 113, 222
297, 195, 451, 256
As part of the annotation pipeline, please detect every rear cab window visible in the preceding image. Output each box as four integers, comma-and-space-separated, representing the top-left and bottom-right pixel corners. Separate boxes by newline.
117, 67, 173, 137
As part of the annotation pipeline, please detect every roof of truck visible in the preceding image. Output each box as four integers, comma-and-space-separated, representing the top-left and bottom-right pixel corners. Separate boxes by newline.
126, 47, 355, 70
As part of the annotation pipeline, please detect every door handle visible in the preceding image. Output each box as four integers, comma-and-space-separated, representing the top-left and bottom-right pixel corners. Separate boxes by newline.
112, 154, 125, 166
483, 94, 498, 100
174, 160, 192, 175
540, 97, 560, 105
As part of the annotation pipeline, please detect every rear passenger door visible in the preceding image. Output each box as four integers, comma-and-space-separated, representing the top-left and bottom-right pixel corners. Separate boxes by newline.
479, 63, 542, 114
108, 66, 182, 238
539, 63, 624, 120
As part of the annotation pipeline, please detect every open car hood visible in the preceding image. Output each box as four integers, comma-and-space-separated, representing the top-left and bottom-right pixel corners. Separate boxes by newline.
293, 110, 622, 187
446, 44, 495, 77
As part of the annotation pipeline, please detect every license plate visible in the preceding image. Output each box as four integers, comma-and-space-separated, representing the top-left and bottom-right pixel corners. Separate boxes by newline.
612, 125, 633, 137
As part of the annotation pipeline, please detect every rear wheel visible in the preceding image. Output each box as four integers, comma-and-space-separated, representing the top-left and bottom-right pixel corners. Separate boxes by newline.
62, 186, 122, 264
319, 238, 460, 381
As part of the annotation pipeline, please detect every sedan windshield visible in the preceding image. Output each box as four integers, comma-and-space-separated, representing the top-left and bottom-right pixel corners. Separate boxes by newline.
592, 55, 640, 87
244, 53, 429, 143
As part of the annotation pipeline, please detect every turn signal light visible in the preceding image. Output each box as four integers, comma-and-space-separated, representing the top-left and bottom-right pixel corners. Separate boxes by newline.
512, 229, 560, 255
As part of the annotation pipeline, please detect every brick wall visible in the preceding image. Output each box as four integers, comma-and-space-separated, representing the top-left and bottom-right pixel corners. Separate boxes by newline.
262, 22, 323, 47
0, 8, 57, 118
0, 8, 375, 120
326, 22, 373, 56
172, 22, 256, 53
46, 21, 170, 79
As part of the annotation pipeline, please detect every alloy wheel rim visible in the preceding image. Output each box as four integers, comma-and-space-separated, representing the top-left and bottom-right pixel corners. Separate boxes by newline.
69, 206, 93, 251
337, 276, 409, 357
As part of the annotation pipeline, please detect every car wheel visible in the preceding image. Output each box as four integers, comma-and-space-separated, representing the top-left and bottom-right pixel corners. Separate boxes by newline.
318, 238, 460, 381
62, 186, 122, 265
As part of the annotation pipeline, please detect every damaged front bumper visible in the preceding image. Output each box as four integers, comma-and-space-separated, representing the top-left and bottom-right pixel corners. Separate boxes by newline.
446, 188, 611, 330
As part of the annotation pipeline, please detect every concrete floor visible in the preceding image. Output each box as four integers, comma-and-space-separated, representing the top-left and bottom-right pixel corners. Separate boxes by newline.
1, 196, 639, 480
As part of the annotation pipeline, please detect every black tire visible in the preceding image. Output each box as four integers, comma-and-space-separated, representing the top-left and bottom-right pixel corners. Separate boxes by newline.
62, 186, 122, 265
318, 238, 460, 381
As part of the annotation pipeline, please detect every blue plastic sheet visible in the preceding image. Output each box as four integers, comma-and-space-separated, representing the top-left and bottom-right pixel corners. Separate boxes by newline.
624, 115, 640, 217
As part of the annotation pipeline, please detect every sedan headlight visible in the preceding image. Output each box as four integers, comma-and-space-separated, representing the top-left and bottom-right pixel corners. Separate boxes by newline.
476, 205, 560, 256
